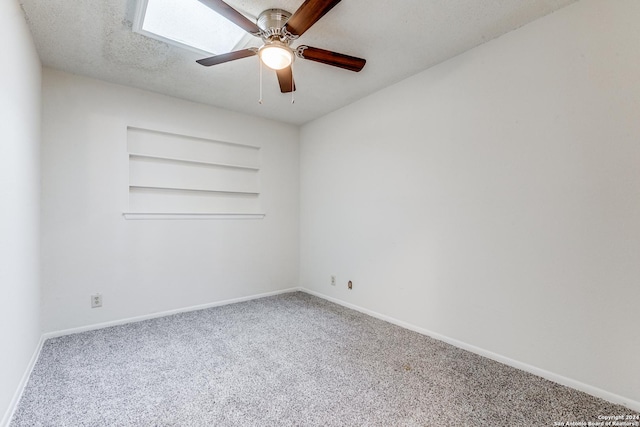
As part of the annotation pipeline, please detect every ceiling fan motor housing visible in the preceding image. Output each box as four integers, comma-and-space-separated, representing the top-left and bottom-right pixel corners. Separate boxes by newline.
257, 9, 293, 40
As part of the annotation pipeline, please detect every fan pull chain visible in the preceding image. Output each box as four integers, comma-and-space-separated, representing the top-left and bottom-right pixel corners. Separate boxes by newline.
258, 58, 263, 105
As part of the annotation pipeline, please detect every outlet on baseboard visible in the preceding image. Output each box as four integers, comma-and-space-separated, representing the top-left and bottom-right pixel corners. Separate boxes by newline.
330, 275, 336, 286
91, 293, 102, 308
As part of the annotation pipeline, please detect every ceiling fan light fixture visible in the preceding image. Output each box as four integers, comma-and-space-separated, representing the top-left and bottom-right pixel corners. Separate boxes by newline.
259, 41, 294, 70
195, 1, 367, 95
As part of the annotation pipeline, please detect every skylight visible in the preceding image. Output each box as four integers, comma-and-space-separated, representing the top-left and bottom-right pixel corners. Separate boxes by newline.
133, 0, 250, 55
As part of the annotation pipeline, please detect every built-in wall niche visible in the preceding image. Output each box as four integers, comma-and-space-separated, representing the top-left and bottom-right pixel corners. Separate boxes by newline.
123, 127, 264, 220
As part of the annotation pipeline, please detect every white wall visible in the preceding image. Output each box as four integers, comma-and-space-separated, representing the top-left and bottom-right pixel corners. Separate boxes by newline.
300, 0, 640, 407
0, 1, 42, 424
41, 69, 299, 332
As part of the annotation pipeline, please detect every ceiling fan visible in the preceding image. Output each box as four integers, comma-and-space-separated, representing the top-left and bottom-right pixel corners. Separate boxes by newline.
195, 0, 366, 93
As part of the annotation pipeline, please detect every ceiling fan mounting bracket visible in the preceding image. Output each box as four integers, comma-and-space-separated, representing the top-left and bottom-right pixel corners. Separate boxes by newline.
295, 45, 308, 58
279, 26, 299, 42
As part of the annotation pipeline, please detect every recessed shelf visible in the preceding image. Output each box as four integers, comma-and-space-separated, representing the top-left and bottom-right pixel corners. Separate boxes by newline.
129, 153, 260, 171
129, 185, 260, 196
126, 126, 262, 219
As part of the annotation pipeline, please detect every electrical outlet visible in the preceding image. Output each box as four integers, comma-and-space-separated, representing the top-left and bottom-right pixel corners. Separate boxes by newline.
91, 293, 102, 308
331, 275, 336, 286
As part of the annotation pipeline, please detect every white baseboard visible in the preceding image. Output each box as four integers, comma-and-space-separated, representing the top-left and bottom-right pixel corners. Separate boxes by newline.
7, 286, 637, 425
1, 335, 46, 427
44, 287, 302, 339
301, 288, 640, 413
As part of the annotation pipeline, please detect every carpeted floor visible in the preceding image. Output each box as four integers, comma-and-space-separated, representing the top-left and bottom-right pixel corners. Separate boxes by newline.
11, 292, 637, 426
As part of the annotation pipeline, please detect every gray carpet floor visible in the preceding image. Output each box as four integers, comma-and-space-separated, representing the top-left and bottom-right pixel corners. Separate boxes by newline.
11, 292, 636, 426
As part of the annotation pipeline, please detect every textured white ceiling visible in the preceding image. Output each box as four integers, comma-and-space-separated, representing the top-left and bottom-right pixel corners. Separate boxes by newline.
19, 0, 577, 125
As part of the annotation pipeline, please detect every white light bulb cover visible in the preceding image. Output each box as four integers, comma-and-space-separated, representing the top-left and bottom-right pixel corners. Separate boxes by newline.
259, 42, 293, 70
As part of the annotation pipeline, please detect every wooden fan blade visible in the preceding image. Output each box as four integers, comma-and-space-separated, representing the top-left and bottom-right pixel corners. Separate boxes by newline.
197, 0, 261, 35
283, 0, 341, 37
276, 67, 296, 93
196, 49, 256, 66
297, 46, 366, 72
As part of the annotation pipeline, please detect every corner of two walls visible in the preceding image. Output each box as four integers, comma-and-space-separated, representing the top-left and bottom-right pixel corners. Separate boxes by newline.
299, 0, 640, 408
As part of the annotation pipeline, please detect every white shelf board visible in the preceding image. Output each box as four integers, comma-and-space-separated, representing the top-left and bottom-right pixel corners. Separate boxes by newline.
129, 153, 260, 171
129, 185, 259, 196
